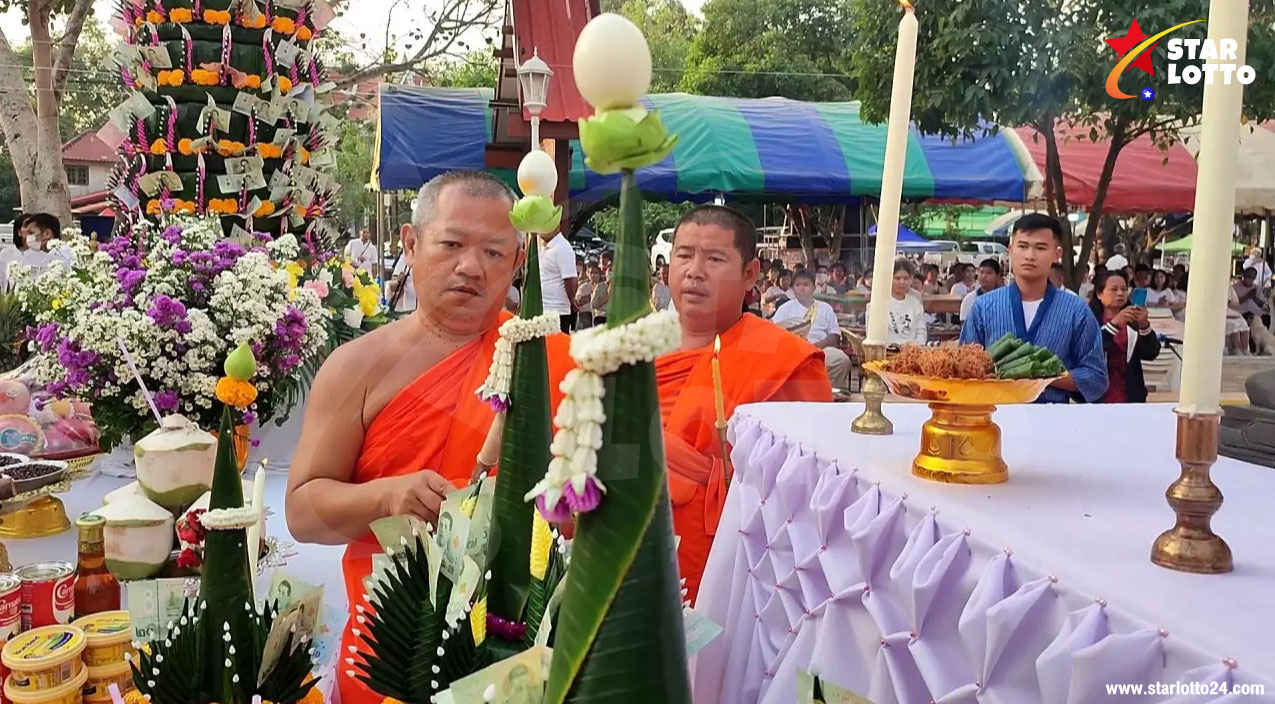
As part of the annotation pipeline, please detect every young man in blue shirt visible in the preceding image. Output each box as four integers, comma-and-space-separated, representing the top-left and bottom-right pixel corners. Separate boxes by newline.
961, 214, 1108, 403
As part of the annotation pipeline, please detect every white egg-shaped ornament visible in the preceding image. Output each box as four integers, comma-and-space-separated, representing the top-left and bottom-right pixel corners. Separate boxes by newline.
517, 149, 558, 197
572, 13, 652, 111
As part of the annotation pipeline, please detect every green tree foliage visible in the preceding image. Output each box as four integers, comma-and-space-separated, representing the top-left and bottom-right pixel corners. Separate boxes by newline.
428, 51, 498, 88
588, 200, 693, 244
680, 0, 853, 101
334, 119, 375, 226
602, 0, 699, 92
848, 0, 1275, 282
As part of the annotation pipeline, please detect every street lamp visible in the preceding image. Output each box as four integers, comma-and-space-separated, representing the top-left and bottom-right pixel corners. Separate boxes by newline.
516, 48, 554, 149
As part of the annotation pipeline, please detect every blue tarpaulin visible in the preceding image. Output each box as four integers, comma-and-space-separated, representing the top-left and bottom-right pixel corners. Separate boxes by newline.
374, 86, 1041, 205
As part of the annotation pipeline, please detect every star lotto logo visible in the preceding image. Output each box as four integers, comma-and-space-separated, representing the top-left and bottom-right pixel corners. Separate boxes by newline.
1105, 18, 1256, 101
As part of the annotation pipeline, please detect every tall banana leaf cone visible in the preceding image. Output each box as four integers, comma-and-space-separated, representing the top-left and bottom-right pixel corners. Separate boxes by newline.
132, 343, 315, 704
539, 15, 686, 693
487, 232, 554, 621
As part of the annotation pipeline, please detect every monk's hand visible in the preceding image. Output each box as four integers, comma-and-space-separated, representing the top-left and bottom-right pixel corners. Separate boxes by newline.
383, 470, 452, 524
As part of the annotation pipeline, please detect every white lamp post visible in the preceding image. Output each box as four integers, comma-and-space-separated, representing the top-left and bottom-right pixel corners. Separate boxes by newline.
517, 48, 554, 149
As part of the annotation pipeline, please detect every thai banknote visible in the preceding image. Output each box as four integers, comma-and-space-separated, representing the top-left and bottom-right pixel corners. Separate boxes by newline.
682, 607, 723, 658
448, 645, 551, 704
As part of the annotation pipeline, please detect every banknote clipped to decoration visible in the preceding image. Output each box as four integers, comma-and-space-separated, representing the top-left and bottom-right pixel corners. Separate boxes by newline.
103, 0, 340, 240
349, 477, 571, 702
125, 347, 322, 704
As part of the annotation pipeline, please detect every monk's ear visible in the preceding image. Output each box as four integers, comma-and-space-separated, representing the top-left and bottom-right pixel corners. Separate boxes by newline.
400, 223, 417, 258
743, 256, 761, 283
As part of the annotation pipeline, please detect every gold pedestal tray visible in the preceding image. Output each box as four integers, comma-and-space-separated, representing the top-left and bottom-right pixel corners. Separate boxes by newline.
865, 362, 1061, 484
0, 496, 71, 538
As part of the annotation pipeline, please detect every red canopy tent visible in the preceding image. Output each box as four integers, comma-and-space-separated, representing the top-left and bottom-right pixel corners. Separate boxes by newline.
1015, 123, 1198, 213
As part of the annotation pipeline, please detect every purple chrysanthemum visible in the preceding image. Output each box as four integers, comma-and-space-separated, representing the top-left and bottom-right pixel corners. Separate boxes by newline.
564, 476, 603, 514
535, 494, 573, 524
153, 389, 180, 413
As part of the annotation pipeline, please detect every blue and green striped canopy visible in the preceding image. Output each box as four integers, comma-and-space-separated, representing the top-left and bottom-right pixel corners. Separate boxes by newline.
375, 85, 1038, 204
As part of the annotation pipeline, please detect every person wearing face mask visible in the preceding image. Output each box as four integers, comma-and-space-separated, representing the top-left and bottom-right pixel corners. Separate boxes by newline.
1090, 270, 1159, 403
813, 265, 837, 295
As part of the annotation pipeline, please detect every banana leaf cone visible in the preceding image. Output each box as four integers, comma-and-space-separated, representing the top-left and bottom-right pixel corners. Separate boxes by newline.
543, 171, 691, 703
198, 405, 261, 704
487, 234, 553, 621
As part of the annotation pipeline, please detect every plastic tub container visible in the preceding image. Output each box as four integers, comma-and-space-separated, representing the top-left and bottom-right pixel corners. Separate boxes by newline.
3, 667, 86, 704
1, 626, 85, 692
69, 613, 131, 669
82, 662, 134, 703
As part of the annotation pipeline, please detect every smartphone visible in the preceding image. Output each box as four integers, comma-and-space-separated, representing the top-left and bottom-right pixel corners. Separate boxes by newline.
1130, 288, 1148, 307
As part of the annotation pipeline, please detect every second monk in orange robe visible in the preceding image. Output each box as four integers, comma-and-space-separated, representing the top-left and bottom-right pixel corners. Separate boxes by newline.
656, 206, 833, 602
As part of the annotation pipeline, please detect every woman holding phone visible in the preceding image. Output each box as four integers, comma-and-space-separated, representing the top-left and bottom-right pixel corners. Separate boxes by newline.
1090, 270, 1160, 403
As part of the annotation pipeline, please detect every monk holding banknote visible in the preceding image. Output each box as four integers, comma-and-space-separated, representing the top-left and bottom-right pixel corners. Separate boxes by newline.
657, 205, 834, 602
284, 171, 572, 704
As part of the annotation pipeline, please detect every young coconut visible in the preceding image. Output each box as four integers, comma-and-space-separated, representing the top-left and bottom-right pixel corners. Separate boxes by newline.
134, 414, 217, 512
94, 493, 176, 580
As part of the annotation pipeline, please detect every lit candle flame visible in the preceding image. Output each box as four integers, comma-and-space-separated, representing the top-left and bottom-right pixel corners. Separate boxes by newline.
899, 0, 914, 10
714, 335, 721, 355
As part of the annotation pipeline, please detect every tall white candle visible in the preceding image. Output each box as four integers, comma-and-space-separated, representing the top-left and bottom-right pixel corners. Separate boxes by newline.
1177, 0, 1249, 415
247, 462, 268, 590
865, 3, 919, 345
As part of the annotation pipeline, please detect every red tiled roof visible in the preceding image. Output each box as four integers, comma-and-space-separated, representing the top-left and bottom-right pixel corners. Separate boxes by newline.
509, 0, 597, 124
62, 130, 116, 163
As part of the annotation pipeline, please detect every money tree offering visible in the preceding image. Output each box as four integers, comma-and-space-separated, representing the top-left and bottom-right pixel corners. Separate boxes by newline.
127, 349, 321, 704
105, 0, 339, 236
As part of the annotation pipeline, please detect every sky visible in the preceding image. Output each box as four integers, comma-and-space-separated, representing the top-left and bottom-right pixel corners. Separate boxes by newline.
1, 0, 708, 55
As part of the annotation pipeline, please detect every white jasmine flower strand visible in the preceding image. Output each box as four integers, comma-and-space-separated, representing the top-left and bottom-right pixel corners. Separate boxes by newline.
526, 309, 681, 518
476, 313, 561, 411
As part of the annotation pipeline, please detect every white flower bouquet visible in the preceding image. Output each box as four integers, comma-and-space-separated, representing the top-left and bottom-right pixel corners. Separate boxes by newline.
10, 217, 329, 451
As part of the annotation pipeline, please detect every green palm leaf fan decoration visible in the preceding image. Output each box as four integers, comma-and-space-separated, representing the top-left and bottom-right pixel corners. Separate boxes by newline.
131, 343, 316, 704
528, 13, 686, 704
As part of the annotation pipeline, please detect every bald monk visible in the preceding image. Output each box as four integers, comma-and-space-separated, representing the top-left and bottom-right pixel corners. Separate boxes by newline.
284, 171, 572, 704
658, 205, 834, 602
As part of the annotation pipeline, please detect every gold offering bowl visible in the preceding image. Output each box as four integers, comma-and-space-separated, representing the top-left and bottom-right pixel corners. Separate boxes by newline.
864, 362, 1061, 484
0, 453, 101, 540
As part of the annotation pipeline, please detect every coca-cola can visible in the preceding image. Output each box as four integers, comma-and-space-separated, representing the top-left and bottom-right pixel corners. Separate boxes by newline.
16, 562, 76, 631
0, 573, 20, 640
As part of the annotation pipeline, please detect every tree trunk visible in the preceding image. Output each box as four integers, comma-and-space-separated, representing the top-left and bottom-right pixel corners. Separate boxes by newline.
27, 3, 73, 224
1076, 121, 1128, 283
1039, 116, 1078, 286
827, 204, 846, 263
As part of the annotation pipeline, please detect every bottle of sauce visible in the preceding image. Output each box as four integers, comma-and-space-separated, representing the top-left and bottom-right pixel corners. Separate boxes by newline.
73, 514, 120, 618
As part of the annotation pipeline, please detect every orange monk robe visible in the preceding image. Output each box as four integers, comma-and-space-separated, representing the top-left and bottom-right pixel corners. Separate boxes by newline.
339, 312, 573, 704
657, 314, 833, 603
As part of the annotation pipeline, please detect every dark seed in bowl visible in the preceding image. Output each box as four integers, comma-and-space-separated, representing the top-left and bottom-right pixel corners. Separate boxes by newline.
0, 456, 24, 468
0, 463, 65, 481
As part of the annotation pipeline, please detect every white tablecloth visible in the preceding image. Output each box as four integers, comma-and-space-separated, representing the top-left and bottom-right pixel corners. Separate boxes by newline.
693, 403, 1275, 704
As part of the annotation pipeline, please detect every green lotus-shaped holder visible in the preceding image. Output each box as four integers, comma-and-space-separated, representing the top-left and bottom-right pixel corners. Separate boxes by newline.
509, 195, 563, 234
578, 108, 678, 175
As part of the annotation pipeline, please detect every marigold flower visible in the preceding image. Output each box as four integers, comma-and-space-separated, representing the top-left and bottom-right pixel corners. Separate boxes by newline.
208, 198, 239, 215
174, 200, 197, 215
157, 69, 184, 86
168, 8, 193, 23
277, 76, 293, 94
253, 200, 277, 217
296, 26, 313, 41
146, 199, 162, 215
190, 68, 220, 86
239, 13, 268, 28
203, 9, 231, 24
178, 138, 194, 155
257, 143, 284, 159
150, 139, 168, 155
271, 16, 297, 34
216, 377, 258, 408
244, 74, 262, 90
145, 10, 164, 24
299, 146, 310, 164
217, 140, 245, 156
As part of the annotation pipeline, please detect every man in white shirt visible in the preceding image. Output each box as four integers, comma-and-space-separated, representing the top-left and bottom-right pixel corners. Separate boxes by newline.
1242, 247, 1271, 292
344, 228, 379, 275
772, 270, 850, 389
538, 230, 579, 332
388, 248, 417, 312
949, 263, 977, 298
1105, 243, 1129, 271
960, 258, 1003, 321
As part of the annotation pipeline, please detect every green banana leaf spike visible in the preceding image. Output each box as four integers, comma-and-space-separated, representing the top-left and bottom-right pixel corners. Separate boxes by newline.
543, 170, 692, 703
488, 234, 554, 620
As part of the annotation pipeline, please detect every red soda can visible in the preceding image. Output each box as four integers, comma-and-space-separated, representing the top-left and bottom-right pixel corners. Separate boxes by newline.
0, 573, 21, 640
16, 562, 76, 631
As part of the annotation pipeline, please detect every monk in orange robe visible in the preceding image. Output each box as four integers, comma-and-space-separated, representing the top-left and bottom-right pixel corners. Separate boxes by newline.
656, 205, 833, 602
285, 171, 571, 704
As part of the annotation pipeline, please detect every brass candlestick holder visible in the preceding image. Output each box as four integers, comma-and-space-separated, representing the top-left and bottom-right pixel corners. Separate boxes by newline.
1151, 412, 1233, 574
852, 342, 893, 435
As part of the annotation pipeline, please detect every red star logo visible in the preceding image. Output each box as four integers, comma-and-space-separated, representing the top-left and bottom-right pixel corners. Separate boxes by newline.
1106, 18, 1161, 77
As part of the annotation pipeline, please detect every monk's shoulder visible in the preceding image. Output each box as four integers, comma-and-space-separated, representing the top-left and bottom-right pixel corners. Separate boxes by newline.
314, 318, 410, 386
